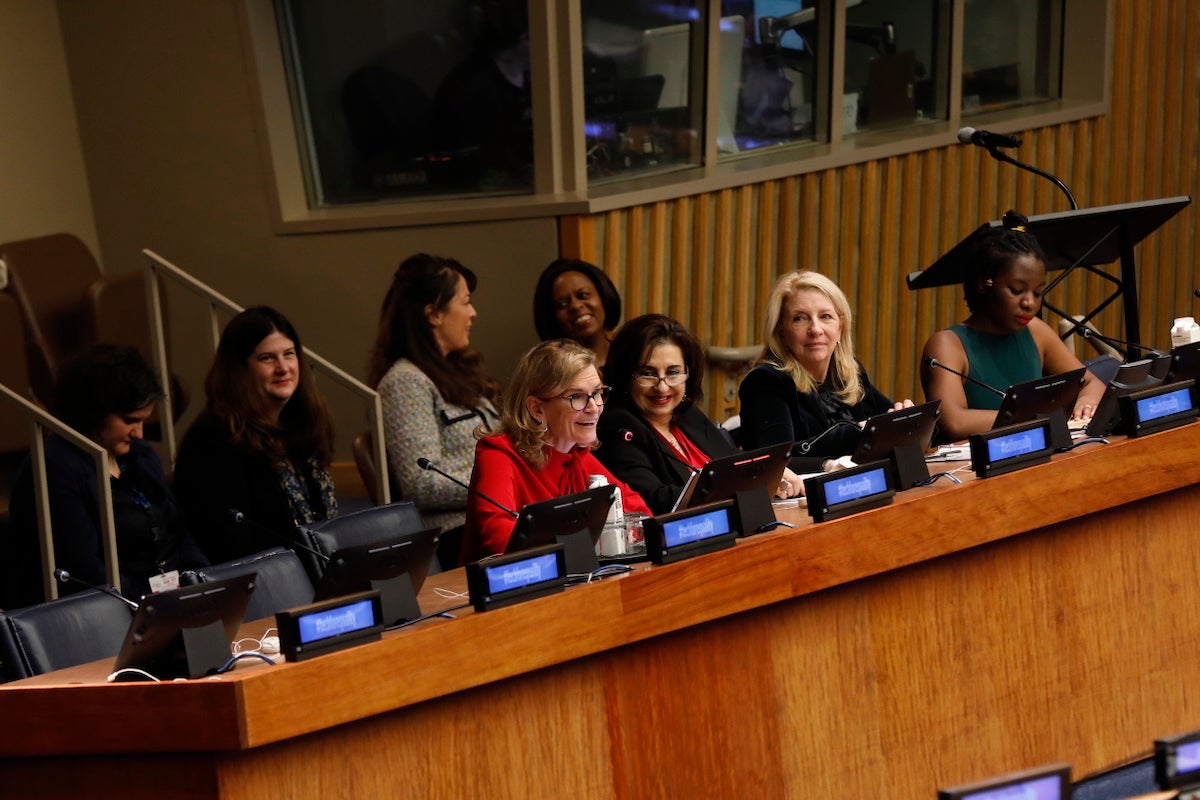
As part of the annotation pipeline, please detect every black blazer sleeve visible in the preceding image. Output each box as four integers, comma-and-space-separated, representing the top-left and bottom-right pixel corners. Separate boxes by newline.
739, 363, 893, 473
173, 412, 291, 564
595, 405, 736, 515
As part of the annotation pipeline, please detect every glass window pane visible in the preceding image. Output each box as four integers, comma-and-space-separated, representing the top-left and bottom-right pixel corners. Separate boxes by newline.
842, 0, 942, 134
719, 0, 819, 155
962, 0, 1058, 114
279, 0, 533, 206
582, 0, 703, 182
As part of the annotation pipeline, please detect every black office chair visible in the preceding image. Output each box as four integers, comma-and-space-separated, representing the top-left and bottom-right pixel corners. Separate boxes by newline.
0, 589, 135, 682
180, 547, 315, 622
295, 501, 427, 584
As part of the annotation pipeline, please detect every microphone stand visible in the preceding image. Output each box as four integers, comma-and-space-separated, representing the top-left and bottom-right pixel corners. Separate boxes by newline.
980, 144, 1078, 210
54, 568, 139, 610
416, 458, 519, 518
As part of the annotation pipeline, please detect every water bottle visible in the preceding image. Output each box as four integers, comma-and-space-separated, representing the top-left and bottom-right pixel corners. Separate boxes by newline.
588, 474, 625, 556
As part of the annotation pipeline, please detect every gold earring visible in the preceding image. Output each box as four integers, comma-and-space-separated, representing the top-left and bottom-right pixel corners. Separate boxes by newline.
985, 279, 994, 287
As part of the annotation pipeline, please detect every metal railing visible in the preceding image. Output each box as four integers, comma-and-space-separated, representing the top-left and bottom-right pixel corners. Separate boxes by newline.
0, 383, 118, 600
141, 249, 390, 505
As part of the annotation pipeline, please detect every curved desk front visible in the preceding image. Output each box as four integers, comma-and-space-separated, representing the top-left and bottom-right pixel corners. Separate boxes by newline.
3, 425, 1200, 799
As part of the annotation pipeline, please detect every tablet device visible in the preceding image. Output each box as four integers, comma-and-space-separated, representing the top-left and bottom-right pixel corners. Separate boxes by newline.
994, 367, 1084, 450
313, 527, 441, 626
314, 527, 440, 601
673, 441, 793, 511
852, 400, 941, 462
1167, 340, 1200, 384
505, 485, 615, 555
993, 367, 1086, 429
112, 574, 256, 680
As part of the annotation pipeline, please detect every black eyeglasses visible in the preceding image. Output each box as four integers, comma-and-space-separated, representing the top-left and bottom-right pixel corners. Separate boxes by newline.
552, 386, 610, 411
633, 369, 688, 388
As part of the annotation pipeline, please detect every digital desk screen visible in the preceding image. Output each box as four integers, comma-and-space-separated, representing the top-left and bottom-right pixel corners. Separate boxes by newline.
950, 774, 1062, 800
298, 597, 379, 645
1135, 385, 1192, 422
484, 552, 561, 595
986, 425, 1047, 462
825, 466, 889, 504
938, 764, 1070, 800
660, 506, 733, 548
1177, 739, 1200, 773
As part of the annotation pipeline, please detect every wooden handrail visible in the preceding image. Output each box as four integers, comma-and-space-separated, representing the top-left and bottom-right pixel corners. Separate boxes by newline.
141, 249, 391, 505
0, 382, 117, 599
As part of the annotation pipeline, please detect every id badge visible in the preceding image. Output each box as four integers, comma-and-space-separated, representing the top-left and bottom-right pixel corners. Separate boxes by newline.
148, 570, 180, 593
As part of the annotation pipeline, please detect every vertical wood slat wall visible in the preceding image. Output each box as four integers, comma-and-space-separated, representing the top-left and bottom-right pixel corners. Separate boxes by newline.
558, 0, 1200, 424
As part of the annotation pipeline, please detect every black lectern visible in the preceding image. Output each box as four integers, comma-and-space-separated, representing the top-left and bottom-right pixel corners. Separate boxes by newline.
906, 196, 1192, 348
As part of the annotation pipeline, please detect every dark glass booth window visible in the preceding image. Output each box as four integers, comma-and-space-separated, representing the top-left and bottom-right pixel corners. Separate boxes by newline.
278, 0, 534, 206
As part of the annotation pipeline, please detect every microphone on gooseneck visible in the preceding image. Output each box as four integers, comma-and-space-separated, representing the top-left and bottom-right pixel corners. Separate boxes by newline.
924, 356, 1006, 398
957, 127, 1022, 150
1077, 325, 1168, 357
956, 126, 1078, 210
794, 421, 862, 455
416, 458, 520, 518
53, 568, 140, 610
227, 508, 330, 564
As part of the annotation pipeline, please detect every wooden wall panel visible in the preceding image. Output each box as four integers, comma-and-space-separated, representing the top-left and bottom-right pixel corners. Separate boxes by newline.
560, 0, 1199, 422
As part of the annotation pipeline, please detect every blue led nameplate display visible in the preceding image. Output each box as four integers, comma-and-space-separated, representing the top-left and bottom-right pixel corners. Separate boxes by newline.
644, 500, 739, 565
804, 461, 896, 523
661, 507, 732, 548
985, 424, 1047, 463
466, 544, 568, 612
938, 763, 1069, 800
1136, 385, 1192, 422
276, 591, 384, 662
1118, 380, 1198, 439
298, 597, 378, 645
969, 418, 1054, 479
485, 552, 561, 595
1156, 730, 1200, 789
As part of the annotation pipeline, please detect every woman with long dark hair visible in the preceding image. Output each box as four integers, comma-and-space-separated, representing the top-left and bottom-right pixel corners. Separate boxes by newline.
174, 306, 337, 563
367, 254, 499, 532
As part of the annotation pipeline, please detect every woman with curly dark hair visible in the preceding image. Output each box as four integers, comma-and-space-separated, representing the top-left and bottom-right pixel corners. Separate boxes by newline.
174, 306, 337, 564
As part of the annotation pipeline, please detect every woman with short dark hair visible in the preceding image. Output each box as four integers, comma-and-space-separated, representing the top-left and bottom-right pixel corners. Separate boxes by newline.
7, 344, 207, 607
595, 314, 755, 514
532, 258, 622, 369
174, 306, 337, 564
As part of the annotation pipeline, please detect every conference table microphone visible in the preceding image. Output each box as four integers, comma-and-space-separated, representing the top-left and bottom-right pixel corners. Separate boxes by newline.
227, 508, 330, 564
53, 568, 139, 610
957, 127, 1021, 150
924, 356, 1006, 398
956, 126, 1077, 210
416, 458, 520, 518
1076, 325, 1167, 357
794, 421, 862, 455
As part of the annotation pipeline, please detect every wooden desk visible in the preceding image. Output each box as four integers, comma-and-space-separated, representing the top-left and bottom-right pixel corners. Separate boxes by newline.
3, 426, 1200, 799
